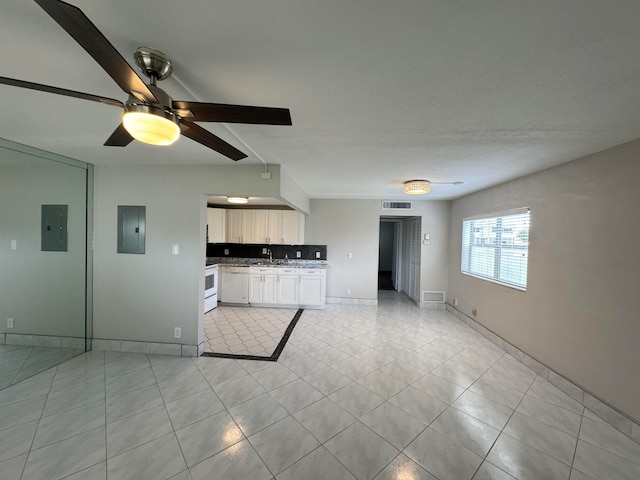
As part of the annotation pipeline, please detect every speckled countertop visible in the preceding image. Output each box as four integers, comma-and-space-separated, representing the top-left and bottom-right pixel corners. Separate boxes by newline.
207, 257, 327, 269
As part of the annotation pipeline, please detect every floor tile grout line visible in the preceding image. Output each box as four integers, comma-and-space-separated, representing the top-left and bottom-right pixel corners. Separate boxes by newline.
103, 351, 109, 479
17, 352, 108, 480
18, 362, 58, 480
10, 346, 35, 388
146, 353, 193, 475
469, 357, 532, 478
569, 408, 586, 478
576, 428, 640, 468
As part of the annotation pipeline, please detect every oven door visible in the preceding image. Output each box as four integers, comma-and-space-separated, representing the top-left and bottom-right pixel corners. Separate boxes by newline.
204, 265, 219, 312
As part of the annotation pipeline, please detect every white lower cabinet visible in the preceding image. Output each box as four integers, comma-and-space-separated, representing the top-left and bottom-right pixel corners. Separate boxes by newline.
249, 268, 278, 304
247, 266, 326, 308
277, 268, 299, 305
299, 269, 326, 307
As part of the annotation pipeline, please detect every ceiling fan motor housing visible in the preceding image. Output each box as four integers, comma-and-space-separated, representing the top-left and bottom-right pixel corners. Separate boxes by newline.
133, 47, 173, 81
125, 82, 179, 120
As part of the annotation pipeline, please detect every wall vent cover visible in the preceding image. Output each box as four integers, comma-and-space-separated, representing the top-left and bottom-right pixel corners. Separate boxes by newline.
382, 201, 412, 210
422, 291, 446, 303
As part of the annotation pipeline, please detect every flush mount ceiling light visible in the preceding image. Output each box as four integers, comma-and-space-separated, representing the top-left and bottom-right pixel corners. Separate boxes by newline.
122, 105, 180, 146
227, 196, 249, 204
403, 180, 431, 195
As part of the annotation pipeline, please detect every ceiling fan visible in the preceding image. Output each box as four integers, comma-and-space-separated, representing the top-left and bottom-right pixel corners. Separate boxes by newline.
0, 0, 292, 161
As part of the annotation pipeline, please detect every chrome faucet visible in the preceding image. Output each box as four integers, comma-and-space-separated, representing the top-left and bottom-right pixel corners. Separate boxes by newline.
284, 254, 288, 263
268, 248, 272, 263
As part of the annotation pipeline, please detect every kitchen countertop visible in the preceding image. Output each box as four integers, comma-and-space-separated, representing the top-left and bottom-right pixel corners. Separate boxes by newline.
208, 258, 327, 269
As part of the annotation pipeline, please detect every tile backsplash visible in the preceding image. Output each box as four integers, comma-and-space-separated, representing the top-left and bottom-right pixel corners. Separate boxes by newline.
207, 243, 327, 261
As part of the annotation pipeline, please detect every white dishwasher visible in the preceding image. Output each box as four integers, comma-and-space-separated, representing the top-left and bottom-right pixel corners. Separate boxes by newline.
219, 266, 249, 304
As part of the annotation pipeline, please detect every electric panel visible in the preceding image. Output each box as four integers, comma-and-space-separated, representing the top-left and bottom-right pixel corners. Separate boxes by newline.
117, 205, 146, 254
41, 204, 68, 251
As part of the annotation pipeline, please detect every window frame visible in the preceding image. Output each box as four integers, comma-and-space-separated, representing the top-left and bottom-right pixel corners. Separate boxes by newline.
461, 208, 530, 291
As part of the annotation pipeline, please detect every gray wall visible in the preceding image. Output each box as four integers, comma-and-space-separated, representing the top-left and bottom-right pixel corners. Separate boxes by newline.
0, 141, 88, 338
92, 164, 304, 346
306, 199, 450, 302
447, 139, 640, 421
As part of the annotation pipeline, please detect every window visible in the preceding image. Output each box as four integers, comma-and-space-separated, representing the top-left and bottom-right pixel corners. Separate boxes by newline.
461, 208, 530, 291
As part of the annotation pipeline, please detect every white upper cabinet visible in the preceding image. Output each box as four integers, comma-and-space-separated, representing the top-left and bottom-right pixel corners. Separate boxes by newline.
207, 208, 226, 243
266, 210, 281, 244
225, 210, 243, 243
252, 210, 270, 244
223, 209, 305, 244
241, 210, 257, 243
281, 210, 305, 244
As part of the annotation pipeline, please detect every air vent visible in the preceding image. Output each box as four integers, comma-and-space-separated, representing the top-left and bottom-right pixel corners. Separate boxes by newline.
422, 291, 446, 303
382, 201, 412, 210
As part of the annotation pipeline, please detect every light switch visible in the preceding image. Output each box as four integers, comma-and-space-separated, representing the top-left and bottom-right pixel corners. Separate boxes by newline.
10, 240, 17, 250
172, 244, 179, 255
347, 252, 353, 259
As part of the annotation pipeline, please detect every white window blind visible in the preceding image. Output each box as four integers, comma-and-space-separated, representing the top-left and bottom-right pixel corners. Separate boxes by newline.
461, 208, 530, 291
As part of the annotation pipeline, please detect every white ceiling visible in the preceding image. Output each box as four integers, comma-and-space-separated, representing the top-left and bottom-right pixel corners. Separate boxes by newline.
2, 0, 640, 200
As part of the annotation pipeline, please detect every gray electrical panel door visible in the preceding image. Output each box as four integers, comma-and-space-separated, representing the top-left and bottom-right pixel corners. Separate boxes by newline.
117, 206, 146, 254
41, 204, 68, 251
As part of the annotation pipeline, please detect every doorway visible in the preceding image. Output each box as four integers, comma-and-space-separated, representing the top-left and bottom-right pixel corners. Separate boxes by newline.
379, 216, 421, 303
378, 221, 398, 290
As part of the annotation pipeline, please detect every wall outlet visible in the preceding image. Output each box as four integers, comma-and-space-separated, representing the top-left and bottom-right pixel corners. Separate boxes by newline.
171, 244, 179, 255
315, 251, 320, 259
346, 288, 351, 295
471, 308, 477, 316
224, 249, 229, 255
262, 247, 268, 254
452, 298, 458, 306
7, 318, 14, 329
174, 327, 181, 338
296, 251, 301, 258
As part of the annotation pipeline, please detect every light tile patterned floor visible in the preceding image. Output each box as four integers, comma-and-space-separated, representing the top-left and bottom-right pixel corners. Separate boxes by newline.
1, 291, 639, 480
204, 306, 299, 357
0, 345, 82, 389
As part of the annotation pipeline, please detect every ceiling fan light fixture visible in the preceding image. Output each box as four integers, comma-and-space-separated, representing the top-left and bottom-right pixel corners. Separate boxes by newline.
403, 180, 431, 195
227, 196, 249, 204
122, 106, 180, 146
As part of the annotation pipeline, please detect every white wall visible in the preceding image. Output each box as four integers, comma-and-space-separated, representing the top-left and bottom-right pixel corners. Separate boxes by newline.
448, 139, 640, 421
0, 141, 88, 337
305, 199, 450, 302
92, 164, 306, 346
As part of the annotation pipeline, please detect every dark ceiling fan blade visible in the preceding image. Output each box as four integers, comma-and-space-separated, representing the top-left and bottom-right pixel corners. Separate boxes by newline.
180, 122, 248, 161
104, 123, 134, 146
34, 0, 157, 104
0, 76, 123, 108
173, 101, 292, 125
